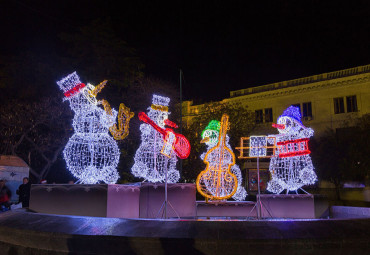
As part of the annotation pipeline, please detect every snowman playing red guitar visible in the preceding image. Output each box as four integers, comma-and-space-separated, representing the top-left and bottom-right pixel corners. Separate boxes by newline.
138, 112, 191, 159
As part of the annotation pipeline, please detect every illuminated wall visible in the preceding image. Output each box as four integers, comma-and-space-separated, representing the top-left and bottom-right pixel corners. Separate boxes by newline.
182, 64, 370, 137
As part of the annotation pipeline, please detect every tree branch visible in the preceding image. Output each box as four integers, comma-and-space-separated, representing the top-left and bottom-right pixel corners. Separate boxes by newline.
38, 145, 65, 181
24, 135, 50, 163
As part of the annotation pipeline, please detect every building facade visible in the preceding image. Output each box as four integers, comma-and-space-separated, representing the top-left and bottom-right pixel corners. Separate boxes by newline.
183, 64, 370, 135
182, 64, 370, 193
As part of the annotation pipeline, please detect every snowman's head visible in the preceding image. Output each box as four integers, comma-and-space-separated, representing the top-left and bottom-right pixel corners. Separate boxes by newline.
276, 116, 301, 134
201, 120, 220, 147
147, 94, 171, 128
148, 108, 169, 128
201, 129, 219, 147
57, 72, 97, 112
275, 106, 304, 135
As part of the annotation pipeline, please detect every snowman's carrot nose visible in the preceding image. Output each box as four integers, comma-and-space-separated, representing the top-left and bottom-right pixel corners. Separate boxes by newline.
200, 137, 210, 143
90, 80, 108, 97
272, 123, 285, 129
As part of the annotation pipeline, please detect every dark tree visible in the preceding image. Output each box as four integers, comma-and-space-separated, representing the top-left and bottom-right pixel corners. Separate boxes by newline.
0, 97, 72, 182
311, 114, 370, 200
0, 51, 63, 103
59, 19, 144, 89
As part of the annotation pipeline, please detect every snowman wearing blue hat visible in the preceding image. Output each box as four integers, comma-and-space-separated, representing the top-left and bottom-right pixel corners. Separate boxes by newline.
267, 106, 317, 194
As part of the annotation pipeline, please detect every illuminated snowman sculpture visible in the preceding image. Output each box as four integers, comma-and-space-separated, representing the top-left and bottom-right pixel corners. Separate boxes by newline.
131, 95, 190, 183
57, 72, 134, 184
267, 106, 317, 194
199, 120, 247, 201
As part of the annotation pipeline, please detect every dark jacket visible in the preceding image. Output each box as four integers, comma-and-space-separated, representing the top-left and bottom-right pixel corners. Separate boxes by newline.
17, 183, 31, 207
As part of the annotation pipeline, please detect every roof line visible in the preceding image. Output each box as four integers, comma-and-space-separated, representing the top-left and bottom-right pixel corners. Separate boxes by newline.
230, 64, 370, 97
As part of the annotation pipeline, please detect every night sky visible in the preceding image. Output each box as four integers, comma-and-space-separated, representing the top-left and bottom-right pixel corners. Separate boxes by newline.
2, 0, 370, 102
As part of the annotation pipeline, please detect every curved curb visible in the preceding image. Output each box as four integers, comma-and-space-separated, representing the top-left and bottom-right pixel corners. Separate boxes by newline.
0, 209, 369, 255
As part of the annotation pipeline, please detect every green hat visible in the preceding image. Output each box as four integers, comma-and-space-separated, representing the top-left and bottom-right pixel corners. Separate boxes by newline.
201, 120, 220, 138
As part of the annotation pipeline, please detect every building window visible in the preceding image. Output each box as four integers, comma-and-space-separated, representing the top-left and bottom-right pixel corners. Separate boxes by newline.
302, 102, 312, 118
265, 108, 273, 122
333, 97, 344, 114
255, 110, 263, 124
346, 95, 358, 112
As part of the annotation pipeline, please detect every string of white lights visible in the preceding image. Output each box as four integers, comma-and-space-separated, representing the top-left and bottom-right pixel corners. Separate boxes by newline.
199, 121, 247, 201
267, 106, 317, 194
57, 72, 121, 184
131, 95, 180, 183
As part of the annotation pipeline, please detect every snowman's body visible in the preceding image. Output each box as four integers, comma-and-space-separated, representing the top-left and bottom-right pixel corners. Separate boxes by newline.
58, 72, 120, 184
64, 94, 120, 184
200, 130, 247, 201
131, 96, 180, 183
267, 107, 317, 194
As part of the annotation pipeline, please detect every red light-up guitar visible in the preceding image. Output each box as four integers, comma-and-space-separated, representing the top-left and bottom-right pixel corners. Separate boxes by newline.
138, 112, 191, 159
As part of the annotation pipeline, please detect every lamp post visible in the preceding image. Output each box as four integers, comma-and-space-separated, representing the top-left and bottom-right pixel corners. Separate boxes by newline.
179, 69, 183, 175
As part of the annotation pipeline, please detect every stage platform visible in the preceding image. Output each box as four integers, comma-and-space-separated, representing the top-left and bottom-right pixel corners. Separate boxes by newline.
0, 209, 369, 255
29, 184, 141, 218
196, 194, 328, 219
30, 184, 330, 219
139, 182, 196, 218
29, 183, 197, 219
259, 194, 329, 218
196, 201, 257, 217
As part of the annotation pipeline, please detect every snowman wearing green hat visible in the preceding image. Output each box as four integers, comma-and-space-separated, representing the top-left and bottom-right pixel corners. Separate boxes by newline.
199, 120, 247, 201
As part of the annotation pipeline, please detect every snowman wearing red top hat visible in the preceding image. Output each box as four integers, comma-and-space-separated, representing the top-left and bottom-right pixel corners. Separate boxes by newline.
267, 106, 317, 194
57, 72, 133, 184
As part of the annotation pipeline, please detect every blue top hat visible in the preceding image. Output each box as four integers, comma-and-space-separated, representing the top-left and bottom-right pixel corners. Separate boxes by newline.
280, 106, 302, 124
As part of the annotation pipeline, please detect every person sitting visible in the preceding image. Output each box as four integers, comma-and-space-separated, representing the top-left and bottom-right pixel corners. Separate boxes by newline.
17, 177, 31, 207
0, 179, 12, 211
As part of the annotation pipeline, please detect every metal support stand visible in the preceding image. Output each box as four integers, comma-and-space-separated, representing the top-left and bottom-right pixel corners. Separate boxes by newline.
300, 187, 310, 194
247, 157, 272, 219
179, 69, 183, 176
156, 163, 180, 219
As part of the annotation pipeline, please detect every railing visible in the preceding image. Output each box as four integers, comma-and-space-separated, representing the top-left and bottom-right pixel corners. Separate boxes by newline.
230, 64, 370, 97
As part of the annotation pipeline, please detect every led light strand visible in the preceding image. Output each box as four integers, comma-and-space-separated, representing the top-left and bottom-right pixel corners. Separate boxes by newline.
64, 83, 86, 97
151, 104, 169, 112
197, 119, 247, 201
101, 100, 135, 140
235, 136, 276, 159
89, 80, 108, 97
57, 72, 132, 184
131, 94, 181, 183
267, 106, 317, 194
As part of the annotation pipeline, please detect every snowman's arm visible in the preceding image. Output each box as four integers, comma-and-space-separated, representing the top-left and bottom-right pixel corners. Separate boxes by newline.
303, 127, 314, 138
100, 99, 116, 125
200, 152, 206, 160
231, 164, 241, 175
